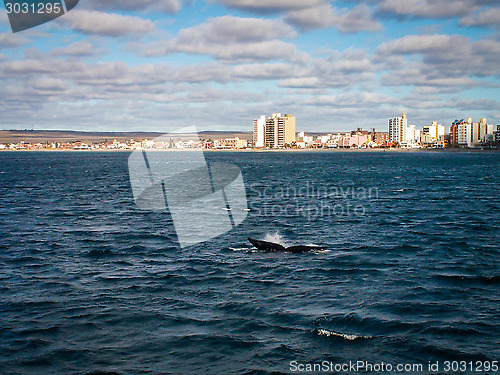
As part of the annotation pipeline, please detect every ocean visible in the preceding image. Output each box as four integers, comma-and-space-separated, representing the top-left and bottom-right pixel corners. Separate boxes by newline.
0, 150, 499, 374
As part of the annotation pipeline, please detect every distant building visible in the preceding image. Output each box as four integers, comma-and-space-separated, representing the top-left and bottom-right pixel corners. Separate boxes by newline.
374, 132, 390, 146
450, 119, 462, 147
419, 121, 445, 147
318, 135, 331, 144
253, 115, 266, 148
253, 113, 296, 148
213, 137, 248, 149
423, 122, 445, 141
297, 131, 314, 145
450, 118, 494, 148
405, 124, 420, 147
471, 118, 486, 148
458, 118, 473, 147
389, 113, 407, 145
343, 134, 369, 148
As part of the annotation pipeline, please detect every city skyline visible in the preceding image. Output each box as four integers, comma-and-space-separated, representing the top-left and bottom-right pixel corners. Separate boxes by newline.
1, 1, 500, 132
2, 114, 499, 149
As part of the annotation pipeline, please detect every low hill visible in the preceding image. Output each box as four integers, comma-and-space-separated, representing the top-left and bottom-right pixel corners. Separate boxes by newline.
0, 130, 253, 144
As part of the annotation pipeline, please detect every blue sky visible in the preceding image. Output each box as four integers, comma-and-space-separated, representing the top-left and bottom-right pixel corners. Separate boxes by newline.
0, 0, 499, 132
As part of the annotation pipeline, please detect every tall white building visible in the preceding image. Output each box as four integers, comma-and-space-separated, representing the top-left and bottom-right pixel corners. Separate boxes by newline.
389, 113, 407, 144
457, 118, 473, 147
253, 113, 296, 148
423, 121, 445, 141
253, 115, 266, 148
405, 124, 420, 147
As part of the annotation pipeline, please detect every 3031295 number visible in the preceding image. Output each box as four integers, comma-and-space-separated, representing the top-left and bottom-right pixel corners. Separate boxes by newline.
3, 0, 79, 33
443, 360, 498, 372
5, 2, 62, 14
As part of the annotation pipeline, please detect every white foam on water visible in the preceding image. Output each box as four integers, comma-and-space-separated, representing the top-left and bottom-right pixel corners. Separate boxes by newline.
311, 249, 331, 254
316, 329, 372, 341
229, 247, 251, 252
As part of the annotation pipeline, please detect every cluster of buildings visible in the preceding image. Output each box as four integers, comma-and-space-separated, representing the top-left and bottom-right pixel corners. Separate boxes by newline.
211, 137, 248, 149
2, 112, 499, 151
449, 118, 499, 148
389, 113, 500, 149
0, 137, 251, 151
250, 112, 417, 149
249, 112, 499, 149
0, 138, 206, 151
296, 129, 386, 148
253, 113, 296, 148
388, 113, 446, 148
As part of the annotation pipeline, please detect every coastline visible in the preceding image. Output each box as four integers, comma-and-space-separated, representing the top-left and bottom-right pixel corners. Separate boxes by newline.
0, 148, 498, 153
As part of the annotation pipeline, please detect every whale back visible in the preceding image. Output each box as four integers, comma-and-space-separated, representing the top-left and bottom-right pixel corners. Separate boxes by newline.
248, 237, 286, 252
285, 245, 327, 253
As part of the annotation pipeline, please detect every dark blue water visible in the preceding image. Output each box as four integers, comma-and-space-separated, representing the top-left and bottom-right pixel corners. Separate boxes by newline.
0, 151, 499, 375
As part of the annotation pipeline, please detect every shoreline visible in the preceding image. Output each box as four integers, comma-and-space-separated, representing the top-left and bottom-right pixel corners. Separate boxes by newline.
0, 148, 498, 153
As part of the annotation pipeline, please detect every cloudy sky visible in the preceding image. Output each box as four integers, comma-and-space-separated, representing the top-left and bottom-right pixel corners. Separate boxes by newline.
0, 0, 499, 132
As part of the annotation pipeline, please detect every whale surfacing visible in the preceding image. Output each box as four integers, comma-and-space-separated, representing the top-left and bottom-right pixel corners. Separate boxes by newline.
248, 238, 327, 253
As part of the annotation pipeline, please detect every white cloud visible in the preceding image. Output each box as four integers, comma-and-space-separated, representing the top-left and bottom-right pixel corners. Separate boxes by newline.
51, 41, 96, 57
232, 63, 299, 80
0, 32, 30, 49
377, 34, 500, 78
132, 16, 308, 63
460, 8, 500, 28
304, 92, 398, 108
181, 15, 297, 43
286, 4, 382, 33
212, 0, 324, 14
377, 34, 465, 55
30, 77, 68, 93
1, 1, 500, 132
376, 0, 480, 18
447, 98, 500, 111
59, 10, 156, 37
279, 49, 376, 89
83, 0, 180, 13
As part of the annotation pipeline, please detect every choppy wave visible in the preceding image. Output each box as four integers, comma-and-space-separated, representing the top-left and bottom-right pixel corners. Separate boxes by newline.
315, 328, 372, 341
0, 151, 499, 374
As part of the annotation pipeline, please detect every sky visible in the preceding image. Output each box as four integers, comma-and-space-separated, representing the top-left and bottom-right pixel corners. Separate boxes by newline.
0, 0, 499, 133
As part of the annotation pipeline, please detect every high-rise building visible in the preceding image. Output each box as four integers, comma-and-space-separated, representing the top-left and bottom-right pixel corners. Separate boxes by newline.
254, 113, 296, 148
389, 113, 407, 144
281, 114, 296, 146
450, 118, 494, 148
265, 113, 280, 148
470, 118, 486, 147
423, 121, 445, 141
420, 121, 445, 147
253, 115, 266, 148
405, 124, 420, 146
450, 119, 461, 147
458, 118, 473, 147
